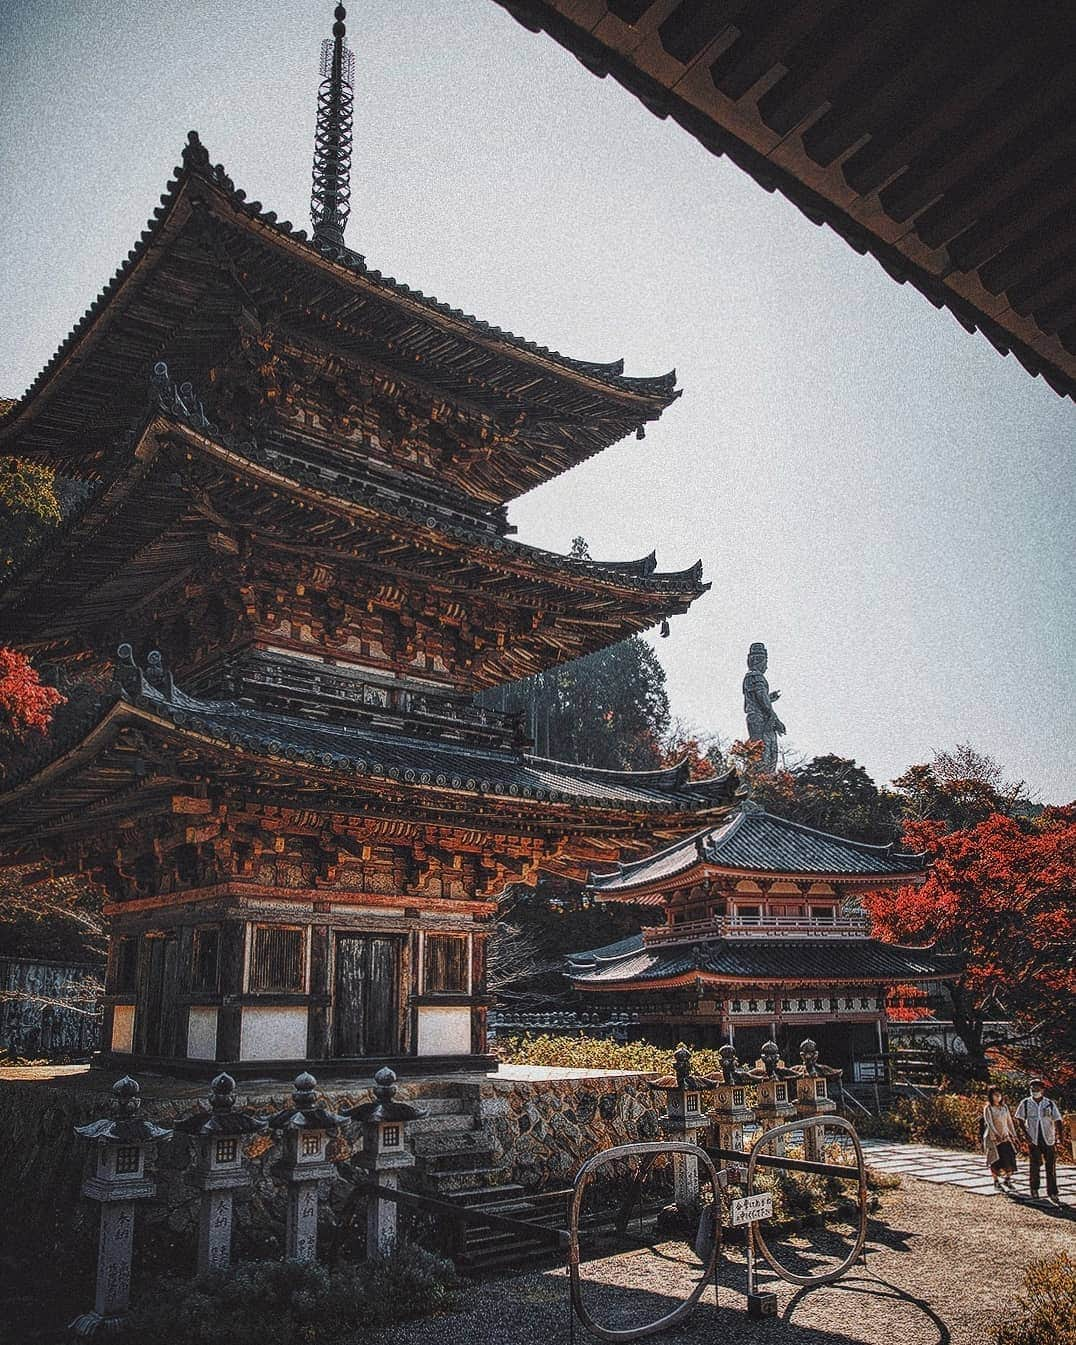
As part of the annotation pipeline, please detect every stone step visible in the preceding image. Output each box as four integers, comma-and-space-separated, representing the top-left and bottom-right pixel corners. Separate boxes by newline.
411, 1096, 477, 1118
443, 1183, 528, 1207
426, 1165, 503, 1194
408, 1112, 480, 1136
420, 1144, 496, 1174
413, 1129, 491, 1159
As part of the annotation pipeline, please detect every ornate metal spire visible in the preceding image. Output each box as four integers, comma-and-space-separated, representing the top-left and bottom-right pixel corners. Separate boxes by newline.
311, 4, 355, 251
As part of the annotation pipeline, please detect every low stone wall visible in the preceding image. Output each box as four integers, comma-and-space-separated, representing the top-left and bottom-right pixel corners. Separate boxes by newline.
478, 1071, 661, 1189
0, 1065, 661, 1272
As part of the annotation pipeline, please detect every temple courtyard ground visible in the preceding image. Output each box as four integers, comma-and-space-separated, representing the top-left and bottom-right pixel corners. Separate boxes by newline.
378, 1177, 1074, 1345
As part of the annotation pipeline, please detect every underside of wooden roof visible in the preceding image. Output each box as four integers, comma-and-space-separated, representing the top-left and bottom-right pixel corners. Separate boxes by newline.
495, 0, 1076, 402
0, 679, 740, 861
0, 412, 708, 682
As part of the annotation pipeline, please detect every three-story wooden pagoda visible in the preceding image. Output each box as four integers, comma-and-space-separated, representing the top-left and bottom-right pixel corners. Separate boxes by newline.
0, 9, 738, 1074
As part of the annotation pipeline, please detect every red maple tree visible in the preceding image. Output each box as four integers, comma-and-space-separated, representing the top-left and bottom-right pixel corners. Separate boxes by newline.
0, 647, 64, 737
865, 807, 1076, 1082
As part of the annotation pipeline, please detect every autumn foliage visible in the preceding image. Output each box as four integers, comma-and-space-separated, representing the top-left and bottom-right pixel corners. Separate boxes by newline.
866, 806, 1076, 1082
0, 647, 64, 736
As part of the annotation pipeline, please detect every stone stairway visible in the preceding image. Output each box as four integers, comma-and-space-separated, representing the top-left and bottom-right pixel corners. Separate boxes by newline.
409, 1090, 502, 1192
442, 1184, 572, 1273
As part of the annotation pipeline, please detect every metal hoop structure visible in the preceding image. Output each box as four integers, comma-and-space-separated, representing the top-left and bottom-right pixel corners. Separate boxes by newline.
568, 1141, 721, 1342
746, 1115, 868, 1288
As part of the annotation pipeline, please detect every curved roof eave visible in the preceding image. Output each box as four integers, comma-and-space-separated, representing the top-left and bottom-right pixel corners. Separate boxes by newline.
0, 132, 679, 450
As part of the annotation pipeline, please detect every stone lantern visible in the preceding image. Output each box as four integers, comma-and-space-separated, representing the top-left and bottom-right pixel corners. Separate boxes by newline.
747, 1041, 797, 1152
70, 1076, 173, 1337
710, 1044, 756, 1165
790, 1038, 842, 1161
647, 1046, 717, 1211
267, 1072, 348, 1263
174, 1073, 267, 1273
347, 1067, 424, 1256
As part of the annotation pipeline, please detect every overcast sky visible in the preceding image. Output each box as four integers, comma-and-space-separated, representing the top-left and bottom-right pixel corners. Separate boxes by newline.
2, 0, 1074, 801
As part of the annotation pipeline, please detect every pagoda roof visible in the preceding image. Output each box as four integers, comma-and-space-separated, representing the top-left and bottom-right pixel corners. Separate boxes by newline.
0, 133, 679, 498
0, 670, 740, 859
0, 408, 707, 675
496, 2, 1076, 403
589, 806, 925, 895
566, 932, 948, 989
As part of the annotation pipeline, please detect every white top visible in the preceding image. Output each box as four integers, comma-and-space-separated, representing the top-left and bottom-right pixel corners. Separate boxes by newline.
1015, 1095, 1063, 1146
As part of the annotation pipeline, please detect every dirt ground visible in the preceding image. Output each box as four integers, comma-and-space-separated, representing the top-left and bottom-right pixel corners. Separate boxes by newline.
375, 1178, 1075, 1345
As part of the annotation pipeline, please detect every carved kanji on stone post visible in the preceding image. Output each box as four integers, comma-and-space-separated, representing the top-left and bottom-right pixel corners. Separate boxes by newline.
70, 1076, 172, 1337
347, 1067, 423, 1256
174, 1073, 267, 1274
268, 1072, 348, 1263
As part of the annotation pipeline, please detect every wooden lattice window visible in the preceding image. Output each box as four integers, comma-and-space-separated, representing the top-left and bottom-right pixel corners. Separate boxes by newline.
249, 926, 305, 993
423, 934, 468, 994
191, 927, 220, 992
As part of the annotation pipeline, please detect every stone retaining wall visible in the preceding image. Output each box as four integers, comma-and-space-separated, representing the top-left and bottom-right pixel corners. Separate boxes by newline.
478, 1072, 661, 1188
0, 1066, 660, 1270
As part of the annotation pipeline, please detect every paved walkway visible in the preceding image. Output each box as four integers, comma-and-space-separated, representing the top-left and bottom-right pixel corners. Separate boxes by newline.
376, 1177, 1075, 1345
860, 1136, 1076, 1201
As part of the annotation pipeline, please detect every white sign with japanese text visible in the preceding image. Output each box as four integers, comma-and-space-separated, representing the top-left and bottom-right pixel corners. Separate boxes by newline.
730, 1192, 774, 1227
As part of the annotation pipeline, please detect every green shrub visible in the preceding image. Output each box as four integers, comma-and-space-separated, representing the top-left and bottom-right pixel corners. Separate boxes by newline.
895, 1092, 983, 1149
117, 1246, 461, 1345
996, 1253, 1076, 1345
496, 1032, 725, 1075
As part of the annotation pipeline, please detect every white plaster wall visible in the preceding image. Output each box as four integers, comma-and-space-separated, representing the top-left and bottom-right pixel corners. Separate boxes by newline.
416, 1005, 471, 1056
111, 1004, 135, 1053
187, 1007, 219, 1060
239, 1005, 308, 1061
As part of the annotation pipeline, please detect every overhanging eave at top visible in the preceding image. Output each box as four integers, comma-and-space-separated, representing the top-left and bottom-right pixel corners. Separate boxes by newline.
494, 0, 1076, 404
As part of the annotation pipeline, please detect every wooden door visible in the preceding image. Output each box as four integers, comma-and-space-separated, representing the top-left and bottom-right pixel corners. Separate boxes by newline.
333, 935, 402, 1058
134, 934, 182, 1056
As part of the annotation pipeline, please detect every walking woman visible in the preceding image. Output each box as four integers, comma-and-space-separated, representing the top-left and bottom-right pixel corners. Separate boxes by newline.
983, 1086, 1019, 1192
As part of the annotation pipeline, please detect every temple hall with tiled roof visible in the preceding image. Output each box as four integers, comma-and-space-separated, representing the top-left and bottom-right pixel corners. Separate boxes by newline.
568, 803, 950, 1074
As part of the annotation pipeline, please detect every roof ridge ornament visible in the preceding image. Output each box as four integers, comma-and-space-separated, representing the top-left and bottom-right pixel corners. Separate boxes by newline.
311, 5, 356, 253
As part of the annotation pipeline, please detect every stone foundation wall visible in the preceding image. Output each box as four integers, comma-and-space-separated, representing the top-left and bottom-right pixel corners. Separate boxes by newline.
477, 1072, 661, 1188
0, 1066, 659, 1272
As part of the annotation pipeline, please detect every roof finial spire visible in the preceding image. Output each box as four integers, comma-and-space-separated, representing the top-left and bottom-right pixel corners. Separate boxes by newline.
311, 4, 355, 252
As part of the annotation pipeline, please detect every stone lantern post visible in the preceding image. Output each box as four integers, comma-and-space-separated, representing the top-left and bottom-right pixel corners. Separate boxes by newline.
174, 1073, 268, 1274
267, 1072, 348, 1263
347, 1067, 424, 1257
790, 1038, 842, 1162
647, 1046, 717, 1211
70, 1076, 173, 1337
747, 1041, 797, 1153
710, 1044, 756, 1168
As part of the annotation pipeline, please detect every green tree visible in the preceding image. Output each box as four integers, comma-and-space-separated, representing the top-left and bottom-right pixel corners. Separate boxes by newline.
735, 753, 901, 844
491, 637, 671, 768
0, 456, 61, 569
892, 744, 1031, 829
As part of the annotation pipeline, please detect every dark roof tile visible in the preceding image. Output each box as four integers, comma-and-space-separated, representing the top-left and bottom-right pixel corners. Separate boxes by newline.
590, 807, 923, 891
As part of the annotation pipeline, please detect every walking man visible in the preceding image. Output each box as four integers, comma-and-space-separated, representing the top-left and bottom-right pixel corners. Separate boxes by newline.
1015, 1078, 1065, 1207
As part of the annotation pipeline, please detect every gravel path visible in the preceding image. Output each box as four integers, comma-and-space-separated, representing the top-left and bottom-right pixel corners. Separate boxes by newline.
376, 1178, 1075, 1345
